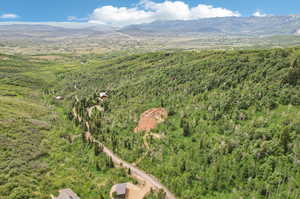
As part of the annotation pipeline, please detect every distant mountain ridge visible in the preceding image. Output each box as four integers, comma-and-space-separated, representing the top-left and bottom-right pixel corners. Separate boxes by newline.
120, 16, 300, 36
0, 23, 116, 39
0, 16, 299, 38
0, 17, 300, 54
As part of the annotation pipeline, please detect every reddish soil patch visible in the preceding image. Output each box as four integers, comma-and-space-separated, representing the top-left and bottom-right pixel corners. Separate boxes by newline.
134, 108, 168, 132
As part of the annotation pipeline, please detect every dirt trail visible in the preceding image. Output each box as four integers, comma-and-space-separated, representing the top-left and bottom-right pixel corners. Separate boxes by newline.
87, 105, 103, 118
134, 133, 163, 166
143, 133, 163, 149
93, 138, 176, 199
72, 107, 82, 122
72, 101, 176, 199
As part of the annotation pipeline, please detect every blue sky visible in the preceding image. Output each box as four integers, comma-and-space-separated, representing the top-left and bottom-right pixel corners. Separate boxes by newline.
0, 0, 299, 26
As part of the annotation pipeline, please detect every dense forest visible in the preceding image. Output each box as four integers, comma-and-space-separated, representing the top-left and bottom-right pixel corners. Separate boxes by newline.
57, 48, 300, 199
1, 47, 300, 199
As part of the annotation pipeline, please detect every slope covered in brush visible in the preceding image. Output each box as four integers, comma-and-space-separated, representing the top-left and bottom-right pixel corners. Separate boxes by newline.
60, 48, 300, 199
0, 54, 132, 199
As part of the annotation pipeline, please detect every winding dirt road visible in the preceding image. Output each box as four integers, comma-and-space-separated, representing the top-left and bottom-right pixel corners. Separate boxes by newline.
93, 139, 176, 199
73, 96, 176, 199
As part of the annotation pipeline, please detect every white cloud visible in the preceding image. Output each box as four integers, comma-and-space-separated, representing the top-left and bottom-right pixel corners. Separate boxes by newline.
0, 13, 19, 19
253, 11, 267, 17
142, 0, 191, 20
89, 0, 240, 27
89, 6, 154, 26
190, 5, 240, 19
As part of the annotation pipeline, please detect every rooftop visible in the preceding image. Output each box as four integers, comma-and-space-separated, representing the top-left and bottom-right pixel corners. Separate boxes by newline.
115, 183, 127, 195
55, 189, 80, 199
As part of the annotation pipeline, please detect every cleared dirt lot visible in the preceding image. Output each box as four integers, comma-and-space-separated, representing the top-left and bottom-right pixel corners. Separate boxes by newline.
134, 108, 168, 132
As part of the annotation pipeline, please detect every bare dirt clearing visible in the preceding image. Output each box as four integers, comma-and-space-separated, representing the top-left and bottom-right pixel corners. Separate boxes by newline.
134, 108, 168, 132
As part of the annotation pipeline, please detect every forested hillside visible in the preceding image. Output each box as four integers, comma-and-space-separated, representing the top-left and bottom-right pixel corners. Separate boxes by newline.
1, 47, 300, 199
0, 54, 133, 199
58, 48, 300, 199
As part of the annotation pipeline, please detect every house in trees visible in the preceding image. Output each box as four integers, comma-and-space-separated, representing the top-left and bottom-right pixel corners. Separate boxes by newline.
99, 92, 108, 100
112, 183, 127, 199
53, 188, 80, 199
55, 96, 64, 100
110, 182, 147, 199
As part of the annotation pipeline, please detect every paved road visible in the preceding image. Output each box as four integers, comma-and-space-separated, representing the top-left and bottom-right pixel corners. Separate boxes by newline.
93, 139, 177, 199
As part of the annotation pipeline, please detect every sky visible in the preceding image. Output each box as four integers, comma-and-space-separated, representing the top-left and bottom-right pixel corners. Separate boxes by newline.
0, 0, 299, 26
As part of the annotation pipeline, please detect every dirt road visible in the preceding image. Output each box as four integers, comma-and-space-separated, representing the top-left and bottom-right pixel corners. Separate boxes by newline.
93, 139, 176, 199
72, 100, 176, 199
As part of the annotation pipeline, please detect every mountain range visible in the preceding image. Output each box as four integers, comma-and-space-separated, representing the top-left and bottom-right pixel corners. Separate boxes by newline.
0, 16, 300, 54
121, 16, 300, 36
0, 16, 299, 38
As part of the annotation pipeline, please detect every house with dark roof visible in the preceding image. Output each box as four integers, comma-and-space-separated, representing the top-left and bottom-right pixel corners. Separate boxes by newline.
54, 189, 80, 199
